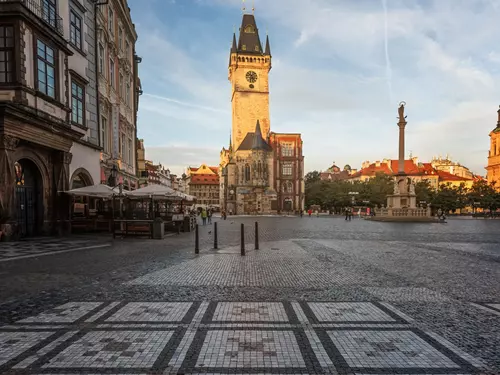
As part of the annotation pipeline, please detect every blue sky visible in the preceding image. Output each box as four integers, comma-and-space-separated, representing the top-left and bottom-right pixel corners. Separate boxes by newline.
129, 0, 500, 176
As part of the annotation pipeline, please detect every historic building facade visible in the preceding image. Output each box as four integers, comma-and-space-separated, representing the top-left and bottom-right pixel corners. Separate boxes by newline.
96, 0, 141, 190
219, 13, 304, 214
0, 0, 104, 237
186, 164, 220, 207
486, 106, 500, 189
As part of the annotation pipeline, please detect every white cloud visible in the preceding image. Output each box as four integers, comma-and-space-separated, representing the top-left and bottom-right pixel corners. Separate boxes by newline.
131, 0, 500, 176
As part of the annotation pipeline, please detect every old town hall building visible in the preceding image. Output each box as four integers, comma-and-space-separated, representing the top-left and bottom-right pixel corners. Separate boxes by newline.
220, 12, 305, 214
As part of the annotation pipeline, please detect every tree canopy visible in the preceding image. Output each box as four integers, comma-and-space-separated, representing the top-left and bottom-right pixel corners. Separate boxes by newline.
305, 173, 500, 213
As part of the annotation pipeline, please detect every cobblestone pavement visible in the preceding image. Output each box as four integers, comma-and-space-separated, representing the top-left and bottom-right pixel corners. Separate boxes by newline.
0, 216, 499, 374
0, 236, 112, 262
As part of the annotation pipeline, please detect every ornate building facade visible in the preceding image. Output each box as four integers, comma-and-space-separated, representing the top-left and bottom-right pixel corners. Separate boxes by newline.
0, 0, 103, 238
96, 0, 141, 191
486, 106, 500, 189
220, 13, 304, 214
186, 165, 220, 207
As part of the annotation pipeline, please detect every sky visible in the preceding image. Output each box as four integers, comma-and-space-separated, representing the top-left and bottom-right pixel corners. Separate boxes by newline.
129, 0, 500, 177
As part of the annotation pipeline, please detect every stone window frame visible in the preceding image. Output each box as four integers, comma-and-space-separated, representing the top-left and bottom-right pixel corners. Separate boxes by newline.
34, 36, 59, 100
70, 73, 86, 128
109, 57, 115, 88
118, 26, 123, 51
282, 162, 293, 176
281, 142, 294, 157
108, 6, 114, 35
0, 24, 15, 84
98, 42, 105, 75
69, 9, 83, 51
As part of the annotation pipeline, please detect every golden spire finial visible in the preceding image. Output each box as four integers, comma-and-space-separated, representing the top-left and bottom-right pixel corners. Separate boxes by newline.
252, 0, 255, 14
242, 0, 246, 13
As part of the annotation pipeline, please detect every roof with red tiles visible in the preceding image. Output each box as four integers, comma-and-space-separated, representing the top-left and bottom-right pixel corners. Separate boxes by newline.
190, 174, 220, 185
436, 170, 473, 181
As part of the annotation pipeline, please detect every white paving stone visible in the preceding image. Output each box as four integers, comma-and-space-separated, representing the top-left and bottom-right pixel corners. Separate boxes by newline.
106, 302, 192, 322
43, 330, 173, 368
213, 302, 288, 322
0, 331, 54, 366
309, 302, 396, 322
329, 330, 461, 369
17, 302, 102, 323
195, 330, 305, 368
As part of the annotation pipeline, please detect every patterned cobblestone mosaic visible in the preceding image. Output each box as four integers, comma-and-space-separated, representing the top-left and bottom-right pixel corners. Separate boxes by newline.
0, 301, 485, 374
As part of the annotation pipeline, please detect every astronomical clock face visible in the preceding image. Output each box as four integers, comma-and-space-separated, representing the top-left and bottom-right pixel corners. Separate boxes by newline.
245, 71, 258, 83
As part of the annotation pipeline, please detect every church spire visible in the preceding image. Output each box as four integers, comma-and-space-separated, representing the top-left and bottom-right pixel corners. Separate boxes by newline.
231, 33, 237, 53
264, 34, 271, 56
229, 131, 233, 151
237, 14, 263, 54
252, 120, 267, 150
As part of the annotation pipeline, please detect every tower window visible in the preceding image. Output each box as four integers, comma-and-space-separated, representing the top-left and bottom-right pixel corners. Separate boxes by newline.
242, 45, 246, 51
244, 25, 255, 33
255, 45, 259, 52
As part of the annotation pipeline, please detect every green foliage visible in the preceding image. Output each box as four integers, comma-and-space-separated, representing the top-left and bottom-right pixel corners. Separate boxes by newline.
305, 174, 500, 213
305, 171, 321, 184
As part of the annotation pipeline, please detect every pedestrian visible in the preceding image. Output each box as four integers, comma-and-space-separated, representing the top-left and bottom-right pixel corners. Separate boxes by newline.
308, 209, 312, 217
201, 208, 207, 225
207, 208, 212, 224
300, 210, 303, 218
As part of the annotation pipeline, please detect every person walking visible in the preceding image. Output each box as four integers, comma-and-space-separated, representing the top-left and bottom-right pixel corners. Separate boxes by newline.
201, 208, 207, 225
207, 208, 212, 224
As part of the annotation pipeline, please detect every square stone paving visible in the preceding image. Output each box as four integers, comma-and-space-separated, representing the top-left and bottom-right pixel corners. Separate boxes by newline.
43, 330, 174, 368
308, 302, 396, 322
212, 302, 289, 322
327, 330, 461, 369
106, 302, 192, 322
17, 302, 103, 324
194, 330, 305, 369
0, 331, 54, 366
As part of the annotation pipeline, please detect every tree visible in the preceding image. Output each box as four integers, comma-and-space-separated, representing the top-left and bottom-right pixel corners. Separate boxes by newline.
305, 171, 321, 185
468, 179, 500, 213
364, 173, 393, 207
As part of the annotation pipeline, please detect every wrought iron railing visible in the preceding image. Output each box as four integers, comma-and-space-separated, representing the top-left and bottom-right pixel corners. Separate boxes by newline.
0, 0, 64, 36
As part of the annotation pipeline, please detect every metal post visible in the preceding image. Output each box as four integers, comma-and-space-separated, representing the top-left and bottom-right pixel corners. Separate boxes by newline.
254, 221, 259, 250
214, 221, 218, 249
240, 223, 245, 256
195, 224, 199, 254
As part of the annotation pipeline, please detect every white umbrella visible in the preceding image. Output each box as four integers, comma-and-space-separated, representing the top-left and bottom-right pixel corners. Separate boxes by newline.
62, 184, 116, 198
124, 184, 181, 199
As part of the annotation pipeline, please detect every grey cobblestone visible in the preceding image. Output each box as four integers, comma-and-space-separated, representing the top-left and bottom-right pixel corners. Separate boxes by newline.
0, 216, 498, 374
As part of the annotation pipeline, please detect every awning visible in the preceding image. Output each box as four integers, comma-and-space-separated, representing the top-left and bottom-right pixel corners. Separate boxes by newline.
62, 184, 117, 198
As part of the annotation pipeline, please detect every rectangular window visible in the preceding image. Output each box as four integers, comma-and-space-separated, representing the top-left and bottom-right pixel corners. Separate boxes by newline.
119, 73, 123, 97
36, 39, 56, 98
125, 41, 130, 60
118, 27, 123, 50
128, 138, 132, 165
98, 43, 104, 74
109, 58, 114, 87
0, 25, 15, 83
108, 7, 114, 34
69, 10, 82, 49
101, 116, 108, 152
42, 0, 57, 29
282, 163, 292, 176
125, 80, 130, 105
281, 143, 294, 157
121, 133, 126, 157
71, 80, 85, 125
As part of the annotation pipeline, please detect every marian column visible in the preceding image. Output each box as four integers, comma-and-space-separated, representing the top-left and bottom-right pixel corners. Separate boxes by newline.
397, 102, 407, 174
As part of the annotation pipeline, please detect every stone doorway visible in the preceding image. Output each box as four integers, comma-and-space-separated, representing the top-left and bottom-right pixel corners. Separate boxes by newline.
15, 159, 44, 237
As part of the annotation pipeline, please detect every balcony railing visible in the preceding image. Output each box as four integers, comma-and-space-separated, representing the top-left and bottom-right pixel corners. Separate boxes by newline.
0, 0, 64, 36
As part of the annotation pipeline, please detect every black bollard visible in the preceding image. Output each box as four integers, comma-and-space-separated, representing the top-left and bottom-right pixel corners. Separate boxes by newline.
195, 224, 199, 254
214, 221, 218, 249
240, 223, 245, 256
255, 221, 259, 250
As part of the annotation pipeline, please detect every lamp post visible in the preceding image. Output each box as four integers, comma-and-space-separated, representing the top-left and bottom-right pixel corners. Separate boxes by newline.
348, 191, 359, 206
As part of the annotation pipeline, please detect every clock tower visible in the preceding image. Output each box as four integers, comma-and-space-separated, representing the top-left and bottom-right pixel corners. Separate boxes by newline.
228, 13, 272, 151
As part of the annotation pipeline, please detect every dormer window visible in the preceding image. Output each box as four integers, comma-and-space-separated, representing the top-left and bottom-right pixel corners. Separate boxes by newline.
244, 25, 255, 33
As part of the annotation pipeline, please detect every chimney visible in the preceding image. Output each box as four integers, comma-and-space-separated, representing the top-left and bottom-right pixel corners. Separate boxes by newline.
375, 160, 381, 167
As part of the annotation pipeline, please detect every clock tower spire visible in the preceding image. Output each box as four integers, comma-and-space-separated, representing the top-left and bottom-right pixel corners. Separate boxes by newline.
228, 12, 271, 151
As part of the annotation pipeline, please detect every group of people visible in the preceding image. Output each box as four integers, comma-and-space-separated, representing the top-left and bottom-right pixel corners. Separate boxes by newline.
199, 207, 213, 225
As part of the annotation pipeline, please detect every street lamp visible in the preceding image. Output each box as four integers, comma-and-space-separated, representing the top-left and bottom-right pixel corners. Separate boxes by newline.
108, 164, 118, 187
348, 191, 359, 205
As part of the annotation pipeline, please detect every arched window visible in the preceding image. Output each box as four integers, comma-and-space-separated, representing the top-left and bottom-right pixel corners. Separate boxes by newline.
282, 181, 293, 193
244, 25, 255, 33
244, 164, 250, 181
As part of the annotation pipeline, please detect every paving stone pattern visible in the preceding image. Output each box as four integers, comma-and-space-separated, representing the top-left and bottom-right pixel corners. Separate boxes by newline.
0, 217, 499, 374
0, 301, 484, 374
